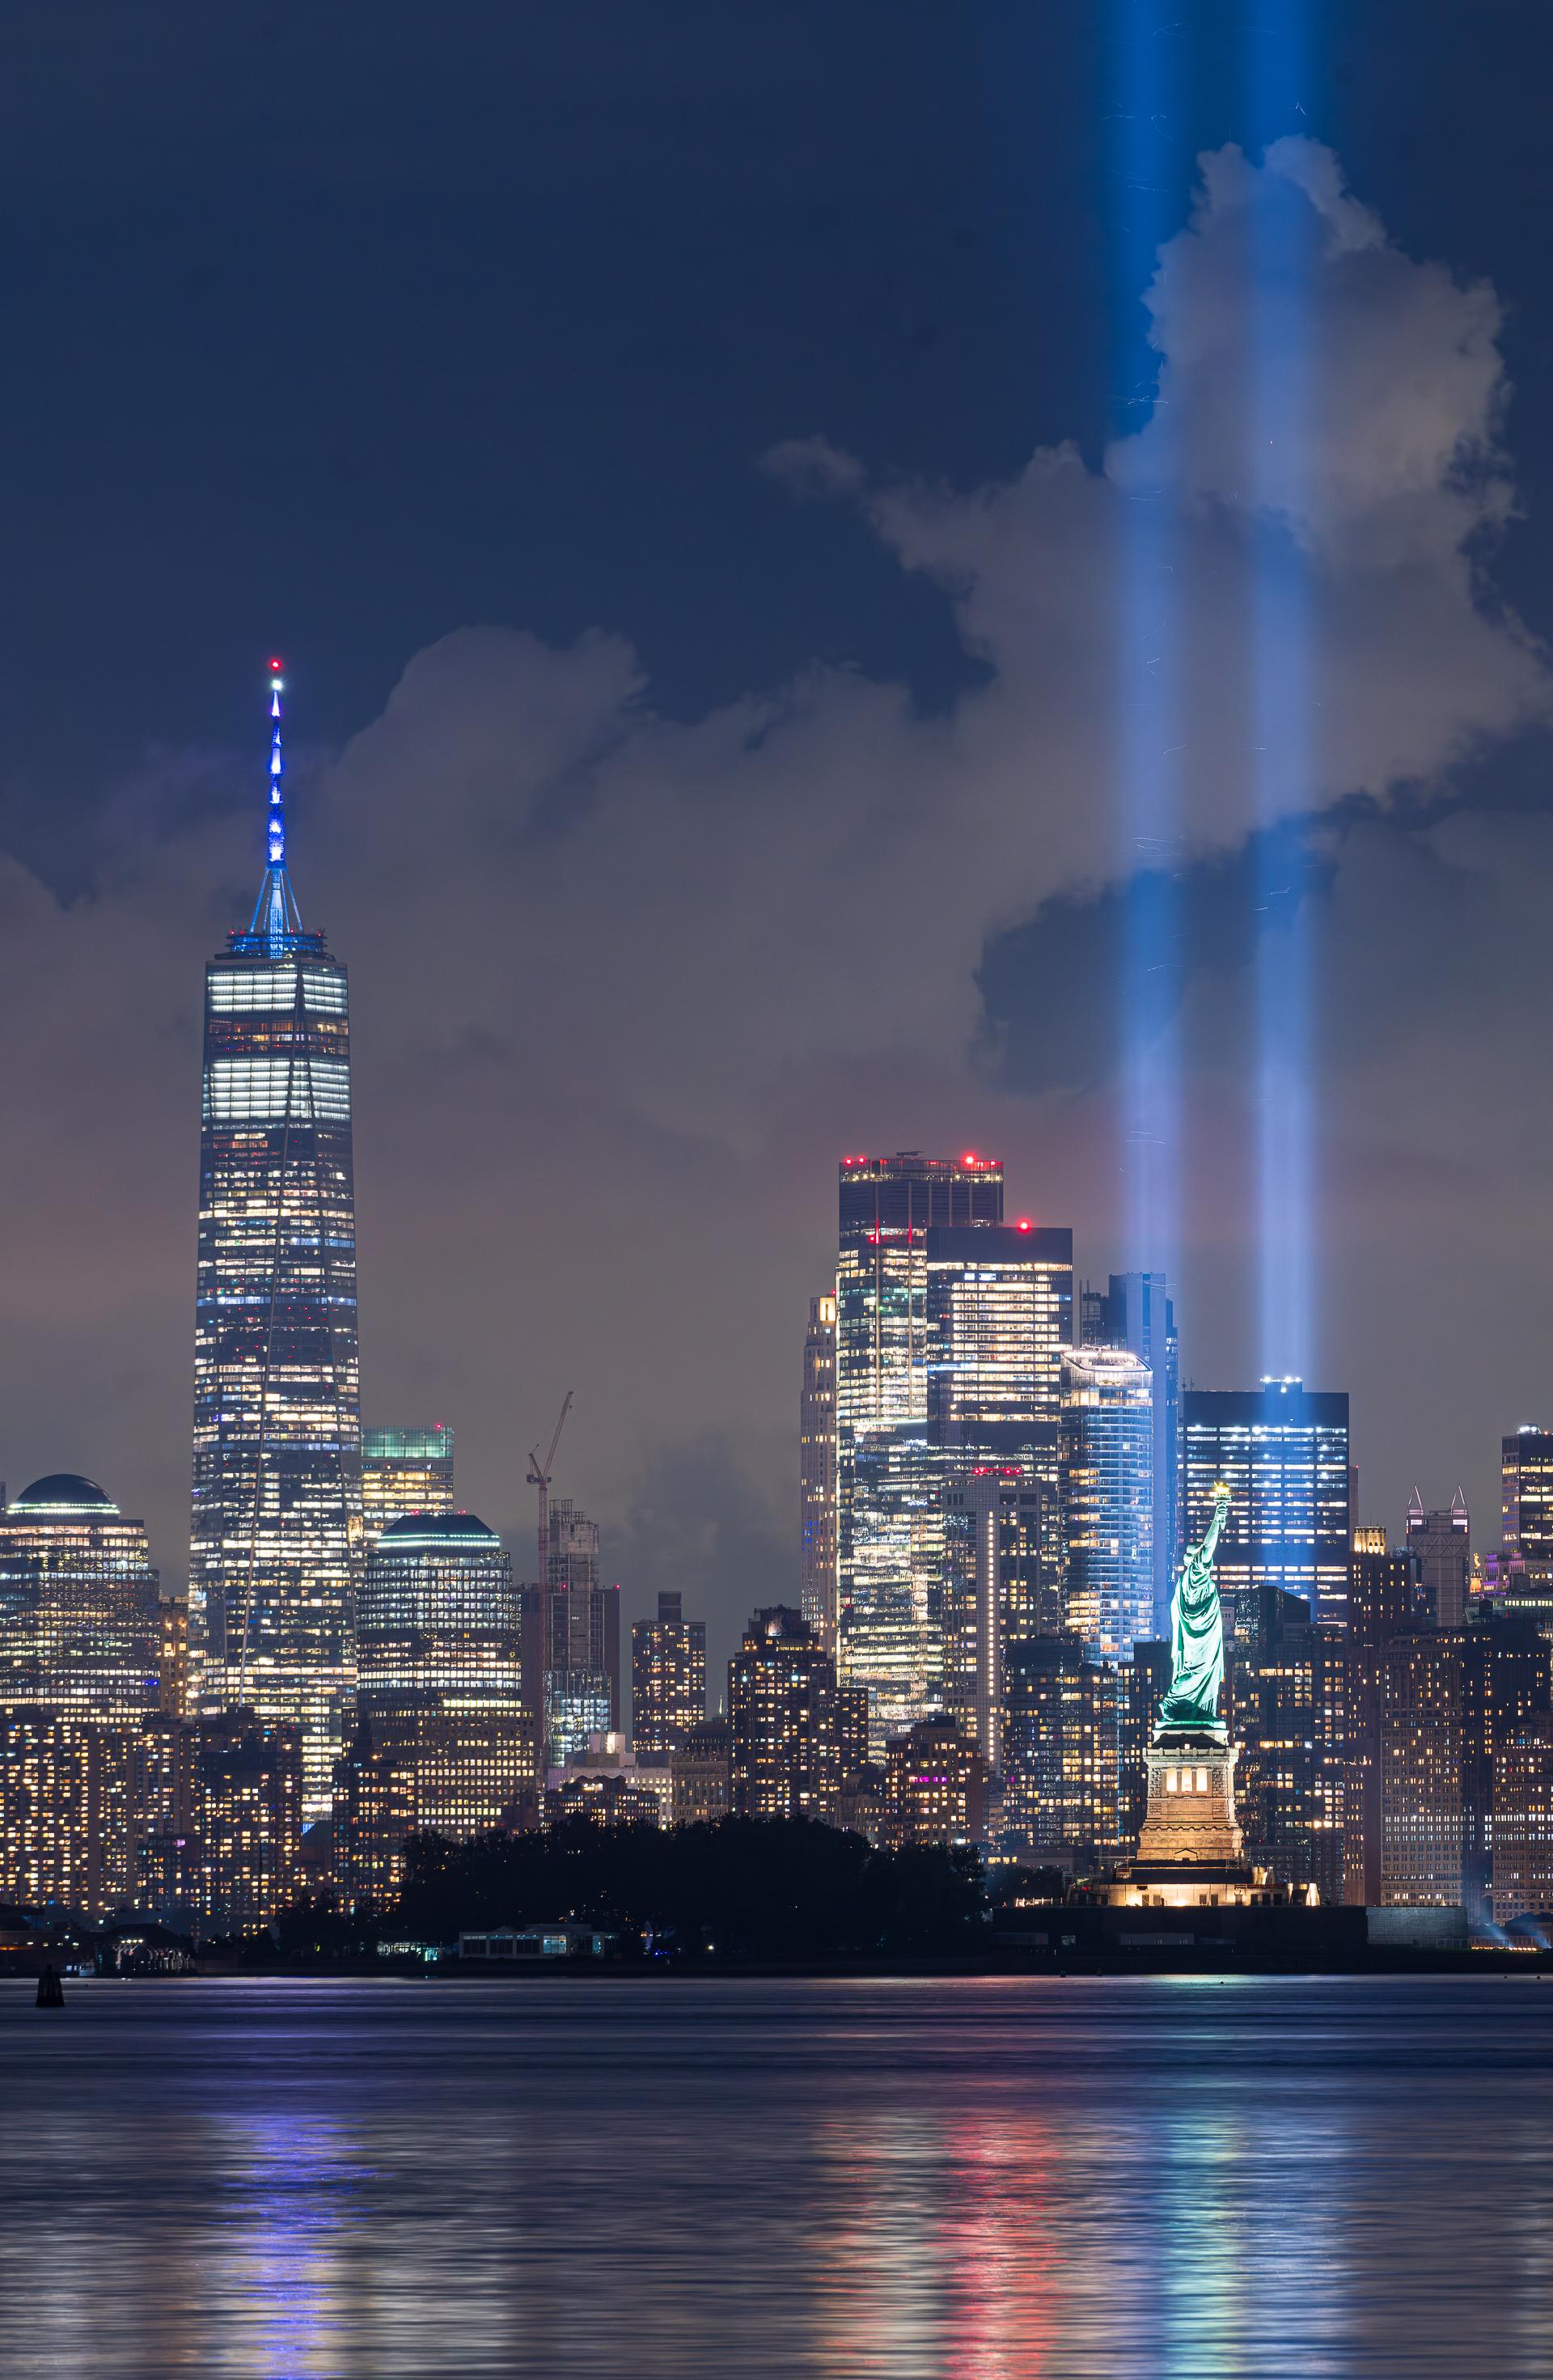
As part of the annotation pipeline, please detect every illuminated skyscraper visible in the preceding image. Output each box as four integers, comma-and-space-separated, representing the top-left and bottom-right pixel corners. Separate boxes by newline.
0, 1473, 160, 1726
335, 1511, 535, 1899
1407, 1489, 1470, 1629
799, 1294, 837, 1645
1059, 1346, 1154, 1662
835, 1154, 1004, 1752
1235, 1589, 1348, 1900
356, 1514, 523, 1722
927, 1225, 1073, 1446
362, 1426, 455, 1548
728, 1605, 855, 1820
836, 1153, 1003, 1443
1000, 1636, 1122, 1867
941, 1468, 1051, 1770
631, 1590, 706, 1753
189, 666, 362, 1817
1081, 1271, 1179, 1633
1502, 1431, 1553, 1588
1182, 1381, 1351, 1631
521, 1499, 621, 1765
0, 1710, 136, 1918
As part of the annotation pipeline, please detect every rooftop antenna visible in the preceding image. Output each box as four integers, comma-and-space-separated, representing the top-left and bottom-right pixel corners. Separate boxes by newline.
248, 658, 303, 946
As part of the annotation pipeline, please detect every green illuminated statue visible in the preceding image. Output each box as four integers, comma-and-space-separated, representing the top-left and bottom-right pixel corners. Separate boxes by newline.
1157, 1481, 1233, 1735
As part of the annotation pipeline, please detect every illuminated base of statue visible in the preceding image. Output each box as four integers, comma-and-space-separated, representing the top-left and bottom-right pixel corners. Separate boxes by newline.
1107, 1730, 1267, 1911
1139, 1730, 1244, 1866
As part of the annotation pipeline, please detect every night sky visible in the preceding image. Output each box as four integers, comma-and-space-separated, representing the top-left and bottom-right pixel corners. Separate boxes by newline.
5, 3, 1553, 1677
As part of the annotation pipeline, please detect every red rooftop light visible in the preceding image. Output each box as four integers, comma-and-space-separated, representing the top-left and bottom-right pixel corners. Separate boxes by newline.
1017, 1218, 1032, 1231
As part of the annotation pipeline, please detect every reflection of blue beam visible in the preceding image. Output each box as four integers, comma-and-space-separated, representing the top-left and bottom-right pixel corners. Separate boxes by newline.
1251, 6, 1316, 1381
1114, 1, 1182, 1288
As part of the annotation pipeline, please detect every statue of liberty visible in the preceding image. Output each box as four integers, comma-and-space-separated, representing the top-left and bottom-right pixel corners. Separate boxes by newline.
1157, 1481, 1233, 1736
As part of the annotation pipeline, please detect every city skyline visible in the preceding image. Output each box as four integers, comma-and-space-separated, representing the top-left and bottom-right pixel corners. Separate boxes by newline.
11, 23, 1553, 1671
6, 15, 1553, 2376
0, 684, 1535, 1697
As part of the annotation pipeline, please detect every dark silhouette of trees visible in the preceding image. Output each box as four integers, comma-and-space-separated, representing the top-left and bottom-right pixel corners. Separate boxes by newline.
393, 1815, 988, 1960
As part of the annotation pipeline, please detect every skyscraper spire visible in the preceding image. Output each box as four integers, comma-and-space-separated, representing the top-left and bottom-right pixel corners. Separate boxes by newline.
194, 654, 362, 1819
249, 657, 303, 946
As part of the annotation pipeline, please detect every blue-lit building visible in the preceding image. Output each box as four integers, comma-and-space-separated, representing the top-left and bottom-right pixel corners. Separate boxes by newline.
188, 667, 362, 1818
1081, 1270, 1179, 1634
1182, 1380, 1352, 1631
1059, 1346, 1155, 1662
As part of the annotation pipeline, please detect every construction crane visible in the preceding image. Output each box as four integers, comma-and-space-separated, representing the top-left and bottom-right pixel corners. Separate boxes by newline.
527, 1390, 573, 1584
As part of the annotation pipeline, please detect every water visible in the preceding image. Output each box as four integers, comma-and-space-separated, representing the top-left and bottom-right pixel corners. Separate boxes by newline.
1, 1972, 1549, 2377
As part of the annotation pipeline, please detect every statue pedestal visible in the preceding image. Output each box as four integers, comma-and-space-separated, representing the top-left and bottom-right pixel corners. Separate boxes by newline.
1138, 1730, 1243, 1866
1107, 1729, 1263, 1909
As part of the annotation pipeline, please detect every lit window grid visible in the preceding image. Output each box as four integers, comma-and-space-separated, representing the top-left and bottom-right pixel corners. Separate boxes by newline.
1000, 1649, 1122, 1860
836, 1428, 946, 1757
358, 1537, 521, 1717
1183, 1414, 1351, 1622
1502, 1435, 1553, 1569
630, 1620, 707, 1754
0, 1713, 135, 1917
192, 946, 362, 1820
0, 1513, 162, 1728
926, 1257, 1073, 1430
800, 1298, 838, 1645
1379, 1637, 1463, 1906
1060, 1361, 1154, 1664
362, 1432, 455, 1548
729, 1629, 845, 1820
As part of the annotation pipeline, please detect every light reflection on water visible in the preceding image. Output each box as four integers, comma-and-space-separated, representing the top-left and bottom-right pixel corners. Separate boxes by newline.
0, 1974, 1549, 2377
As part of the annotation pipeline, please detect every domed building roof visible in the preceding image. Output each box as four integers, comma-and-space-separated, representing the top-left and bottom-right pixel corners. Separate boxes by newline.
11, 1472, 118, 1514
376, 1510, 497, 1544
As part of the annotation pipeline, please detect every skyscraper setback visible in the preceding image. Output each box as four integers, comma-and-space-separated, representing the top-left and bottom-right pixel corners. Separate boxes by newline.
189, 667, 363, 1817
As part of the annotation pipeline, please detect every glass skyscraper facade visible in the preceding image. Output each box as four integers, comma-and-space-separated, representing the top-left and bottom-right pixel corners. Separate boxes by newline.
356, 1514, 523, 1720
1059, 1345, 1155, 1662
362, 1425, 455, 1548
189, 667, 362, 1817
928, 1219, 1072, 1624
926, 1225, 1073, 1445
337, 1512, 535, 1902
1081, 1270, 1179, 1634
0, 1472, 161, 1727
835, 1154, 1003, 1751
1182, 1380, 1351, 1632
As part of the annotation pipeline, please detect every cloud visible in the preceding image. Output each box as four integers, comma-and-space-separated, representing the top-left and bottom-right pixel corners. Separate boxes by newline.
762, 436, 868, 501
0, 141, 1544, 1670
